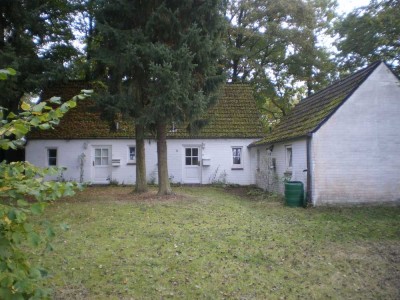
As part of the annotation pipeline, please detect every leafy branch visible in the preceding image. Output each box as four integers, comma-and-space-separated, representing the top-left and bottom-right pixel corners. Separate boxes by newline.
0, 68, 92, 299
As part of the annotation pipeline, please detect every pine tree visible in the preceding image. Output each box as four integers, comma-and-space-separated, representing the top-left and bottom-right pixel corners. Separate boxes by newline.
94, 0, 152, 193
94, 0, 225, 195
0, 0, 77, 111
144, 0, 226, 194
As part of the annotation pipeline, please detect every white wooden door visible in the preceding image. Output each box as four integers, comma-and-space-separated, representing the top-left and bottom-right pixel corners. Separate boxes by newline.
92, 146, 111, 183
183, 146, 201, 183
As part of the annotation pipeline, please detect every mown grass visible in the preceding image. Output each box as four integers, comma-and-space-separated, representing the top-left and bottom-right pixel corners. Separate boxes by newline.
32, 186, 400, 299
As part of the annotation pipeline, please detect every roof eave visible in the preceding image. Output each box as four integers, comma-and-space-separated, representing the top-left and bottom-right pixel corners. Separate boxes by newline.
248, 133, 311, 148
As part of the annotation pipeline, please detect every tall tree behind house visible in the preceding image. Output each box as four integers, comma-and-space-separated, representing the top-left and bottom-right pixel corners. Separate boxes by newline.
93, 0, 226, 195
335, 0, 400, 76
224, 0, 337, 125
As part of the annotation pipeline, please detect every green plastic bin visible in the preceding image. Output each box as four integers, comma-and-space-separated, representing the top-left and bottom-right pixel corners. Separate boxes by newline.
284, 181, 304, 207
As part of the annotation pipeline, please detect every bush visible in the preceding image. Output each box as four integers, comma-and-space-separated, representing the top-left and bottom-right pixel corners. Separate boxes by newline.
0, 68, 91, 298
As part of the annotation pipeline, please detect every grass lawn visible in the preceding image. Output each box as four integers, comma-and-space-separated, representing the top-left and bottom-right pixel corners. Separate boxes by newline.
32, 186, 400, 299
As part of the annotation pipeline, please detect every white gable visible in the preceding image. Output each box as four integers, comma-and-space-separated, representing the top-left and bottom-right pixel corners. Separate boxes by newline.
311, 63, 400, 204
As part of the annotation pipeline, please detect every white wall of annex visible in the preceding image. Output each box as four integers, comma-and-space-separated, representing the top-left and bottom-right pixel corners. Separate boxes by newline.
312, 63, 400, 205
254, 138, 308, 194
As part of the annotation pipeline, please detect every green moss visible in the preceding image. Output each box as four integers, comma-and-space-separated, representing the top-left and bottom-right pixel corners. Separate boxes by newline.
29, 84, 264, 140
254, 62, 380, 146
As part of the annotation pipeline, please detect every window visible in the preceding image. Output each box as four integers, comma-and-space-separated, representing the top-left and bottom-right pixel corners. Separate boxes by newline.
94, 148, 109, 166
47, 148, 57, 166
285, 146, 292, 169
232, 147, 243, 169
128, 146, 136, 163
185, 147, 199, 166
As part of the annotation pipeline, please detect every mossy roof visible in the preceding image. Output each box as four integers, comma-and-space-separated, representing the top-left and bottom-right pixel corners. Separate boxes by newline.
28, 82, 264, 140
251, 61, 381, 147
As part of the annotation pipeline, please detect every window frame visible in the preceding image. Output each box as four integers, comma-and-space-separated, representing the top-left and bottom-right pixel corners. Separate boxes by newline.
47, 147, 58, 166
285, 145, 293, 171
94, 147, 110, 166
231, 146, 243, 170
184, 147, 199, 166
127, 146, 136, 164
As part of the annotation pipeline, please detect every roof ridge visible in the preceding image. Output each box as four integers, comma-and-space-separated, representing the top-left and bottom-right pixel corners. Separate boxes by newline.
250, 61, 383, 147
302, 61, 381, 103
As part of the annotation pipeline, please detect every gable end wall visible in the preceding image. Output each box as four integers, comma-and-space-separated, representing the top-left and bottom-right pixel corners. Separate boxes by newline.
312, 63, 400, 205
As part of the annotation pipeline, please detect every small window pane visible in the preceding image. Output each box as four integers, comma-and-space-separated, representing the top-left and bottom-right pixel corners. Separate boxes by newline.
95, 149, 101, 157
186, 157, 191, 165
185, 148, 191, 156
102, 149, 108, 157
286, 147, 292, 168
232, 147, 242, 165
192, 148, 198, 156
48, 149, 57, 157
102, 157, 108, 165
192, 157, 198, 165
233, 157, 241, 164
129, 147, 136, 160
95, 157, 101, 165
48, 149, 57, 166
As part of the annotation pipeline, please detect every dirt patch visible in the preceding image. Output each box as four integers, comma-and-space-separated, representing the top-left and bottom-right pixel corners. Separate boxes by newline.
223, 185, 283, 202
53, 284, 89, 300
114, 190, 190, 203
62, 186, 192, 203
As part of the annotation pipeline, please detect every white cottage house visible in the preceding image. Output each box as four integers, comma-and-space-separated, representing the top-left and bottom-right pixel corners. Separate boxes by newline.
250, 61, 400, 205
26, 83, 264, 185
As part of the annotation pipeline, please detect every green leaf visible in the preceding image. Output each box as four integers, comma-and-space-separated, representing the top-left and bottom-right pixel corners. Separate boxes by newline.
27, 232, 41, 247
7, 112, 16, 119
49, 97, 61, 104
67, 100, 77, 108
30, 203, 45, 215
29, 117, 40, 126
32, 102, 46, 113
23, 223, 33, 232
21, 102, 31, 111
38, 123, 51, 130
6, 68, 16, 76
81, 89, 93, 94
13, 123, 29, 136
17, 200, 29, 207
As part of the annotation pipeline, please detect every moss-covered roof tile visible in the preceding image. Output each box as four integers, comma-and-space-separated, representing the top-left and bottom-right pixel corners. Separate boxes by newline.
28, 83, 264, 140
251, 61, 381, 146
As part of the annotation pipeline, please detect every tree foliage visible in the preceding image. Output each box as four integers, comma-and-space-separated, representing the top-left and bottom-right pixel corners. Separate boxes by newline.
335, 0, 400, 75
0, 69, 91, 298
94, 0, 226, 195
225, 0, 337, 124
0, 0, 78, 112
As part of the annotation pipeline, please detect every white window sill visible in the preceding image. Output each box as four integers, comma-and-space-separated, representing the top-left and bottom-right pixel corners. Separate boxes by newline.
231, 166, 243, 170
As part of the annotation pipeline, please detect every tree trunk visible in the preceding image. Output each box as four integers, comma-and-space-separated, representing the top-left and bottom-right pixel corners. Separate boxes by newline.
135, 124, 148, 193
156, 120, 172, 195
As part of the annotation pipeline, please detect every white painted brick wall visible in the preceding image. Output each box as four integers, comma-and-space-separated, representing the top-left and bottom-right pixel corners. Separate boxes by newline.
312, 63, 400, 205
254, 139, 307, 194
26, 138, 258, 185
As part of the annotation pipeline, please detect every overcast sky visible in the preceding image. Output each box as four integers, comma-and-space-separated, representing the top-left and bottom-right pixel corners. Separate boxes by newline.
337, 0, 370, 13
